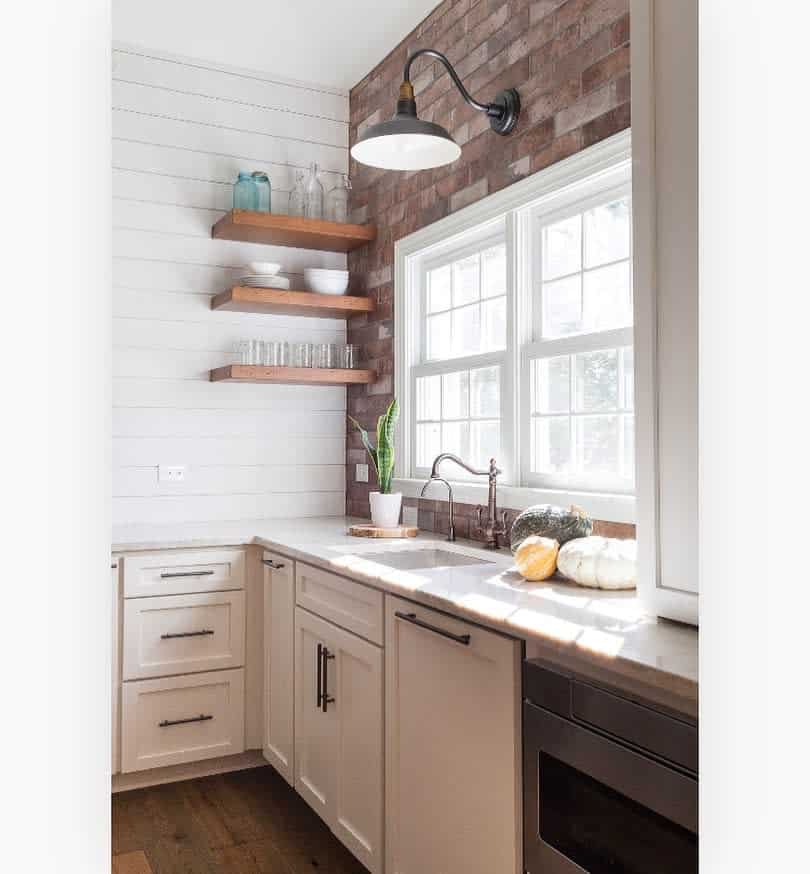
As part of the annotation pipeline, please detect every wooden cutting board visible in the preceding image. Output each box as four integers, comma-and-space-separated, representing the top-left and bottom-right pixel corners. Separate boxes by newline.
348, 524, 418, 539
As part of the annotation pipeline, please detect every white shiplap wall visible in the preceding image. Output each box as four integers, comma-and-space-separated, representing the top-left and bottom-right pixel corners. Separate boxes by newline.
112, 44, 350, 525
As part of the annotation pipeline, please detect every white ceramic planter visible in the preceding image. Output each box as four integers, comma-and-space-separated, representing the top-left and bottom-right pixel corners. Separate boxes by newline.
369, 492, 403, 529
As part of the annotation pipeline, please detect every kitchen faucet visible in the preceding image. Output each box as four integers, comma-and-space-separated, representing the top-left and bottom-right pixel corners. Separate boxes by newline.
420, 454, 508, 549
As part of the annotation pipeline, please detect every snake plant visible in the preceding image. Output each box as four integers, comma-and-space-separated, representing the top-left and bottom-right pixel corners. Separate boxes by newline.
349, 398, 399, 494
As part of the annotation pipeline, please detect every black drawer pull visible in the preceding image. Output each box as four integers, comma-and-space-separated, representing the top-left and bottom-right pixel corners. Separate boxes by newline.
159, 713, 213, 728
160, 570, 215, 579
321, 645, 335, 712
262, 559, 286, 570
160, 629, 214, 640
395, 611, 470, 646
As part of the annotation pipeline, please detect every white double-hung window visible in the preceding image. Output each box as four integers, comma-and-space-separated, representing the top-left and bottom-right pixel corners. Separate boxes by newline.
395, 133, 633, 521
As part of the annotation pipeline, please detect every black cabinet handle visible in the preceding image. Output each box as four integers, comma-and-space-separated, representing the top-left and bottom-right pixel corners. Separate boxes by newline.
160, 629, 214, 640
316, 642, 323, 708
160, 570, 215, 579
262, 559, 286, 570
395, 611, 471, 646
159, 713, 213, 728
321, 646, 335, 712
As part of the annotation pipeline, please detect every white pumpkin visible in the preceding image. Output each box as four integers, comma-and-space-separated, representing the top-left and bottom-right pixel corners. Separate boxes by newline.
556, 536, 637, 590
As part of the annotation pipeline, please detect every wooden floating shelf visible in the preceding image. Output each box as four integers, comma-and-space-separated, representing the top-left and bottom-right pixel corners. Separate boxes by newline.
210, 365, 376, 386
211, 287, 374, 318
211, 210, 376, 253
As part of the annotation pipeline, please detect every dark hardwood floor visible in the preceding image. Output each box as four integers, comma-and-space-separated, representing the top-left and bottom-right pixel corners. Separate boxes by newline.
112, 766, 369, 874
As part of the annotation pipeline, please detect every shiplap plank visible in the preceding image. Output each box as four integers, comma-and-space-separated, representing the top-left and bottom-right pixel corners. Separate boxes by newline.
113, 198, 228, 238
113, 377, 346, 411
114, 259, 243, 294
112, 407, 345, 438
112, 491, 345, 526
114, 348, 245, 380
113, 226, 345, 271
113, 79, 348, 149
112, 287, 344, 331
112, 110, 346, 177
113, 140, 299, 196
113, 435, 345, 467
112, 169, 234, 211
113, 316, 345, 352
112, 464, 345, 496
113, 49, 349, 123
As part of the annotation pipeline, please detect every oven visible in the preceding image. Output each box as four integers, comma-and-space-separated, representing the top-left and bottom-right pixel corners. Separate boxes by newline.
523, 660, 698, 874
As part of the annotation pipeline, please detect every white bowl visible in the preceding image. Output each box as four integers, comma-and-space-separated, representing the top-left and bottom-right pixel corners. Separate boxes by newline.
304, 268, 350, 295
247, 261, 282, 275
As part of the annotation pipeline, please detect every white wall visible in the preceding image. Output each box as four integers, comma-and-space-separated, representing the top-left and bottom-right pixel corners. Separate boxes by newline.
112, 44, 350, 525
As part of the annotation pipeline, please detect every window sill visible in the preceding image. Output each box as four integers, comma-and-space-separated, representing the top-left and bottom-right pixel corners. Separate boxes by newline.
393, 478, 635, 524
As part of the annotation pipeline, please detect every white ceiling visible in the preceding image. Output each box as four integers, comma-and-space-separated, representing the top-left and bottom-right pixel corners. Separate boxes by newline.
113, 0, 440, 92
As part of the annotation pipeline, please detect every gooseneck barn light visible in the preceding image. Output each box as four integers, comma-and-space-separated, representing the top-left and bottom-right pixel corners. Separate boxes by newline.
351, 48, 521, 172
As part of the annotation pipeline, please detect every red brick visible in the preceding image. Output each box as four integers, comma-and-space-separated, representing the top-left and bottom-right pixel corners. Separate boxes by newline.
582, 44, 629, 94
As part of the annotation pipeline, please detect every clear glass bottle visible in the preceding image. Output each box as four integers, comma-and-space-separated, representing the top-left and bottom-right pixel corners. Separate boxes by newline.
251, 171, 271, 212
288, 171, 305, 217
233, 171, 258, 210
326, 174, 351, 223
304, 162, 324, 220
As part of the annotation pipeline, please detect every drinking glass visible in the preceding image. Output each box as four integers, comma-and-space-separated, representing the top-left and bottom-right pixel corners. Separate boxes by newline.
313, 343, 338, 368
235, 340, 251, 365
341, 343, 360, 369
292, 342, 312, 368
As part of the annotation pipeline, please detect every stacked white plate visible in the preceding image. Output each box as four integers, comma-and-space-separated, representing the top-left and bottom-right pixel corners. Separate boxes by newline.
239, 274, 291, 289
239, 261, 289, 289
304, 268, 350, 296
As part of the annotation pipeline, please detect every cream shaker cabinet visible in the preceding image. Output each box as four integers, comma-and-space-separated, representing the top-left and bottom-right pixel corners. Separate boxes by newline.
111, 560, 121, 776
385, 596, 522, 874
294, 604, 383, 874
632, 0, 699, 625
262, 551, 295, 785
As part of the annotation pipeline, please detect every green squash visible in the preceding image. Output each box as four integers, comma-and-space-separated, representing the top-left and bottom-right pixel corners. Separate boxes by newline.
510, 504, 593, 554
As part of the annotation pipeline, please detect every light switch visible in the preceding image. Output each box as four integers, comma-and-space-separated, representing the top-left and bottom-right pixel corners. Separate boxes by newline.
356, 463, 369, 483
158, 465, 186, 483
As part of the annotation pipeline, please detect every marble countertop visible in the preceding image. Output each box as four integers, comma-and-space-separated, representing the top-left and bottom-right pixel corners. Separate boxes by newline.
112, 516, 698, 719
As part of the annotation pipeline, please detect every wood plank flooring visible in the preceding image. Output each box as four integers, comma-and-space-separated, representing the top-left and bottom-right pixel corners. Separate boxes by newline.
112, 766, 369, 874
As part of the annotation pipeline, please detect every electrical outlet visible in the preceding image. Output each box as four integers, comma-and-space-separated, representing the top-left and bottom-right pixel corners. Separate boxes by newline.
356, 463, 369, 483
158, 465, 186, 483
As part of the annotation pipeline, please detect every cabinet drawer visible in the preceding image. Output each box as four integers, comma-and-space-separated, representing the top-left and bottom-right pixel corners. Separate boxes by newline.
123, 549, 245, 598
295, 562, 383, 645
123, 591, 245, 680
121, 669, 245, 772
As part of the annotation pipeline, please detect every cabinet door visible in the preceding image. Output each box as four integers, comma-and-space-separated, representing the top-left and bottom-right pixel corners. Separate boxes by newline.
112, 561, 121, 775
263, 551, 295, 785
385, 596, 521, 874
294, 608, 337, 822
632, 0, 699, 625
329, 619, 383, 874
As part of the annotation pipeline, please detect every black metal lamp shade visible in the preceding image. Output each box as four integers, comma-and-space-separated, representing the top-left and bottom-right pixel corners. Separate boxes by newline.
350, 49, 520, 172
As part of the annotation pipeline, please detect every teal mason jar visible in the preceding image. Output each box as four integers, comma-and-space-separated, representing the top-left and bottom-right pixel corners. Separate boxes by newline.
233, 171, 258, 210
251, 171, 272, 212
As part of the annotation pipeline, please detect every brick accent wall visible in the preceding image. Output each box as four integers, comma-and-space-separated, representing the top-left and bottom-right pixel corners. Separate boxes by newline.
345, 0, 633, 541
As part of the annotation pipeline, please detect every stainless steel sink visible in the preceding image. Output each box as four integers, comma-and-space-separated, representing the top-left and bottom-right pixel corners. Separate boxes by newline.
359, 548, 493, 571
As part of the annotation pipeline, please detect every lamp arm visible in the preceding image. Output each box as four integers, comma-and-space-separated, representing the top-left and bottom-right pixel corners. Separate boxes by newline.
404, 49, 500, 117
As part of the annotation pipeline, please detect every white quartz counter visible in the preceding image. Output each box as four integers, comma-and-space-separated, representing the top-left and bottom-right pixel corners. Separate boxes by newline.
112, 516, 698, 718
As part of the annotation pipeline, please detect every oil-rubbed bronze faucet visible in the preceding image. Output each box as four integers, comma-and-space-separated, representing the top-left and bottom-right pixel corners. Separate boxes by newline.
420, 453, 508, 549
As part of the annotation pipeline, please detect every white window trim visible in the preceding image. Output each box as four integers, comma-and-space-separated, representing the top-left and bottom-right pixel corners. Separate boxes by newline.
394, 130, 634, 524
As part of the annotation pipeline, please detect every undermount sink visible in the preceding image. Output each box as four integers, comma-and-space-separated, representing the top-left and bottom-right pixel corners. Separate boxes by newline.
359, 548, 493, 571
